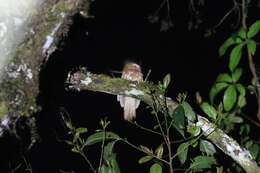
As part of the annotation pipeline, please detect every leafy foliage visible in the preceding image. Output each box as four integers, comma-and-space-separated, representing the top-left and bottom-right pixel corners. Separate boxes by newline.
189, 155, 216, 171
177, 142, 189, 164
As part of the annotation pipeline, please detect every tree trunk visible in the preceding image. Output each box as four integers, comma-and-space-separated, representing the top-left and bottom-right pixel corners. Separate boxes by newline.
0, 0, 91, 147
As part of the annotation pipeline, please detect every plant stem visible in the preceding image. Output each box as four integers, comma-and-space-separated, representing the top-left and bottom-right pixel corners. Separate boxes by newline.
80, 152, 96, 173
166, 135, 174, 173
153, 98, 173, 172
153, 94, 173, 172
129, 121, 163, 136
97, 130, 106, 173
152, 105, 168, 141
241, 0, 260, 122
122, 139, 169, 165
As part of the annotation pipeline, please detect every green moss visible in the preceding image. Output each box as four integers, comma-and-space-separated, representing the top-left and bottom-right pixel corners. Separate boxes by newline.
0, 102, 8, 118
56, 1, 69, 12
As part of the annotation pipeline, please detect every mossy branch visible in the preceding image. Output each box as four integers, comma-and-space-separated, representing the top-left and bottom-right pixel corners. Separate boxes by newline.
68, 70, 260, 173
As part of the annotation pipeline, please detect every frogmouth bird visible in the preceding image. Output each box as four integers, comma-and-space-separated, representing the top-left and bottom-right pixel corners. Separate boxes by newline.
117, 62, 143, 121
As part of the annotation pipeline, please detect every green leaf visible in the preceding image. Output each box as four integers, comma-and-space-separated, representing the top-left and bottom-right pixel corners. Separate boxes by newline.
76, 127, 88, 134
237, 27, 246, 39
248, 85, 257, 95
138, 155, 153, 164
84, 132, 120, 146
100, 165, 109, 173
177, 142, 189, 164
191, 140, 199, 148
247, 40, 257, 55
239, 124, 250, 135
201, 102, 217, 119
73, 131, 80, 143
187, 124, 201, 137
110, 154, 121, 173
216, 73, 232, 83
249, 143, 260, 159
172, 105, 185, 137
209, 82, 229, 103
150, 163, 162, 173
232, 68, 243, 82
245, 140, 254, 148
219, 36, 236, 56
200, 140, 216, 156
229, 43, 243, 72
71, 147, 79, 153
228, 115, 243, 123
65, 140, 74, 146
237, 95, 246, 108
223, 85, 237, 111
163, 73, 171, 89
155, 144, 164, 159
236, 84, 246, 96
0, 102, 8, 118
102, 142, 121, 173
103, 141, 116, 160
140, 145, 153, 154
247, 20, 260, 38
190, 156, 216, 171
216, 166, 224, 173
182, 101, 196, 122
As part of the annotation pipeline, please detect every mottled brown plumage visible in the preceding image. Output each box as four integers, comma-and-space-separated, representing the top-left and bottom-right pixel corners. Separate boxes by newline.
117, 63, 143, 121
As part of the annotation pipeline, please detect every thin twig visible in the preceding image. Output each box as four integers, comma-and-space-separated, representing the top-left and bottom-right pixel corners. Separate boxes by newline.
80, 152, 96, 173
152, 94, 173, 173
121, 139, 169, 165
97, 130, 106, 173
241, 0, 260, 122
166, 135, 174, 173
144, 69, 151, 81
154, 0, 167, 16
240, 112, 260, 128
9, 163, 22, 173
129, 121, 163, 136
154, 112, 168, 144
213, 0, 239, 29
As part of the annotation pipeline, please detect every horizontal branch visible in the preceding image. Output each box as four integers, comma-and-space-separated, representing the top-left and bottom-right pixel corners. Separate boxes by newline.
68, 70, 260, 173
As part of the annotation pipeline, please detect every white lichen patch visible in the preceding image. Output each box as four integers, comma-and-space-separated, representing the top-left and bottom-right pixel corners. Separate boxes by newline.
197, 115, 256, 171
81, 77, 92, 86
129, 83, 136, 87
60, 12, 66, 18
1, 116, 9, 127
125, 88, 144, 96
196, 116, 215, 135
0, 115, 11, 136
5, 63, 33, 81
26, 68, 33, 79
42, 22, 61, 55
42, 36, 54, 54
223, 134, 253, 161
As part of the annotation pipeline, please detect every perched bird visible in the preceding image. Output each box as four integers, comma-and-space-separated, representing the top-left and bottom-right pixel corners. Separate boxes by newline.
117, 62, 143, 121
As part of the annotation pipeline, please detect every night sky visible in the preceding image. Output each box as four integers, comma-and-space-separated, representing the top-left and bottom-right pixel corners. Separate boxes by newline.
3, 0, 260, 173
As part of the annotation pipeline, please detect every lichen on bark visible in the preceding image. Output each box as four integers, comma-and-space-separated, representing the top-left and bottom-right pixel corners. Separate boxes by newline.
0, 0, 91, 119
0, 0, 92, 155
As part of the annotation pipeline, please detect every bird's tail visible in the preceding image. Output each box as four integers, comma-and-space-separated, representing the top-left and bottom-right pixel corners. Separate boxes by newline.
123, 97, 139, 121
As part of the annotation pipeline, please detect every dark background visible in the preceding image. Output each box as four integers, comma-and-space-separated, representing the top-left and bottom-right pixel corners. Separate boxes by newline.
4, 0, 260, 172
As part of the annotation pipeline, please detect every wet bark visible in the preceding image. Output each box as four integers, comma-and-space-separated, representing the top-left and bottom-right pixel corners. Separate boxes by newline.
0, 0, 91, 149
